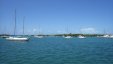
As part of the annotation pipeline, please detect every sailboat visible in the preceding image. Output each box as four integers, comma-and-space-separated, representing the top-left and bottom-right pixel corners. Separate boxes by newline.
102, 34, 109, 38
34, 27, 43, 38
78, 35, 86, 38
6, 10, 29, 41
101, 30, 110, 38
78, 30, 86, 38
34, 35, 43, 38
64, 35, 72, 38
63, 26, 72, 38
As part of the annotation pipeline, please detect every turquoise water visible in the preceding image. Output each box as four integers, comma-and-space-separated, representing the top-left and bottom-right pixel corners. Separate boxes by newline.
0, 37, 113, 64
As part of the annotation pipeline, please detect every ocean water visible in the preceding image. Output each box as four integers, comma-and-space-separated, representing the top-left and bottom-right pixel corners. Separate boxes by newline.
0, 37, 113, 64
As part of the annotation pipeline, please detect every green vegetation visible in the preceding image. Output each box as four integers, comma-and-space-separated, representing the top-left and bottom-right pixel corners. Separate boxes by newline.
32, 33, 104, 37
0, 34, 9, 36
53, 33, 103, 37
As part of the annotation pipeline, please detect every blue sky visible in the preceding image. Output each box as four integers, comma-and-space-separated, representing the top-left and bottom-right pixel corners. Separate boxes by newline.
0, 0, 113, 35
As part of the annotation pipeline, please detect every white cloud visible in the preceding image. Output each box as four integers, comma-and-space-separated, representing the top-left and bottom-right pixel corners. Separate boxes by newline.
80, 27, 98, 34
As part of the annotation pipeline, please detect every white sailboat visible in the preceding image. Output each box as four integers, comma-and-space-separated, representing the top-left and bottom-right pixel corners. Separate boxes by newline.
78, 30, 86, 38
34, 35, 43, 38
100, 29, 110, 38
6, 37, 29, 41
101, 34, 113, 38
78, 35, 86, 38
63, 26, 72, 38
102, 34, 109, 38
6, 10, 29, 41
64, 36, 72, 38
34, 27, 44, 38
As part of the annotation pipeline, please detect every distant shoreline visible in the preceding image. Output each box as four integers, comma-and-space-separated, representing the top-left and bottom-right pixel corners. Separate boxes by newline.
0, 34, 106, 37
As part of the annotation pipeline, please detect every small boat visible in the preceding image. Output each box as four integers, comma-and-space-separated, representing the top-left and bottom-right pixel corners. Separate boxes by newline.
0, 35, 9, 38
102, 35, 109, 38
78, 35, 86, 38
64, 36, 72, 38
101, 30, 110, 38
63, 26, 73, 38
34, 26, 44, 38
34, 35, 43, 38
100, 34, 113, 38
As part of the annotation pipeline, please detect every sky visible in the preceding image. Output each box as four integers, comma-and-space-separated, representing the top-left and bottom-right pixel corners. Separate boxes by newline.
0, 0, 113, 35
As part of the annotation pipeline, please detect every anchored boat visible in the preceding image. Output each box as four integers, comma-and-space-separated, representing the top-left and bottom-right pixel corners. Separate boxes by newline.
78, 35, 86, 38
6, 10, 29, 41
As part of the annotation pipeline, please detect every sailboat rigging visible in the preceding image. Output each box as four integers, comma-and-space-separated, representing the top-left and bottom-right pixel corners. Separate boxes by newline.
6, 10, 29, 41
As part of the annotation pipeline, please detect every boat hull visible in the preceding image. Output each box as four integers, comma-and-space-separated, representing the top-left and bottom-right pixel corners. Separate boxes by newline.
78, 35, 86, 38
78, 37, 86, 38
64, 36, 72, 38
34, 36, 43, 38
6, 37, 29, 41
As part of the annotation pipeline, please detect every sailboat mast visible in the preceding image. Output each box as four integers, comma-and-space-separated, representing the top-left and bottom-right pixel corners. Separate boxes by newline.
104, 29, 106, 35
38, 26, 41, 35
23, 16, 25, 35
14, 9, 16, 36
66, 26, 69, 34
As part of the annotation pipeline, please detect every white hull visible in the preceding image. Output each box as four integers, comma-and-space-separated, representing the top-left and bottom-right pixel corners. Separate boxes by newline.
64, 36, 72, 38
109, 35, 113, 38
78, 37, 86, 38
99, 35, 113, 38
102, 35, 109, 37
6, 37, 29, 41
0, 36, 9, 38
78, 35, 86, 38
34, 36, 43, 38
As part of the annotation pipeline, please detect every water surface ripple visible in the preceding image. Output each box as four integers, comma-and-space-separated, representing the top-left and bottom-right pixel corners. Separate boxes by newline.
0, 37, 113, 64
